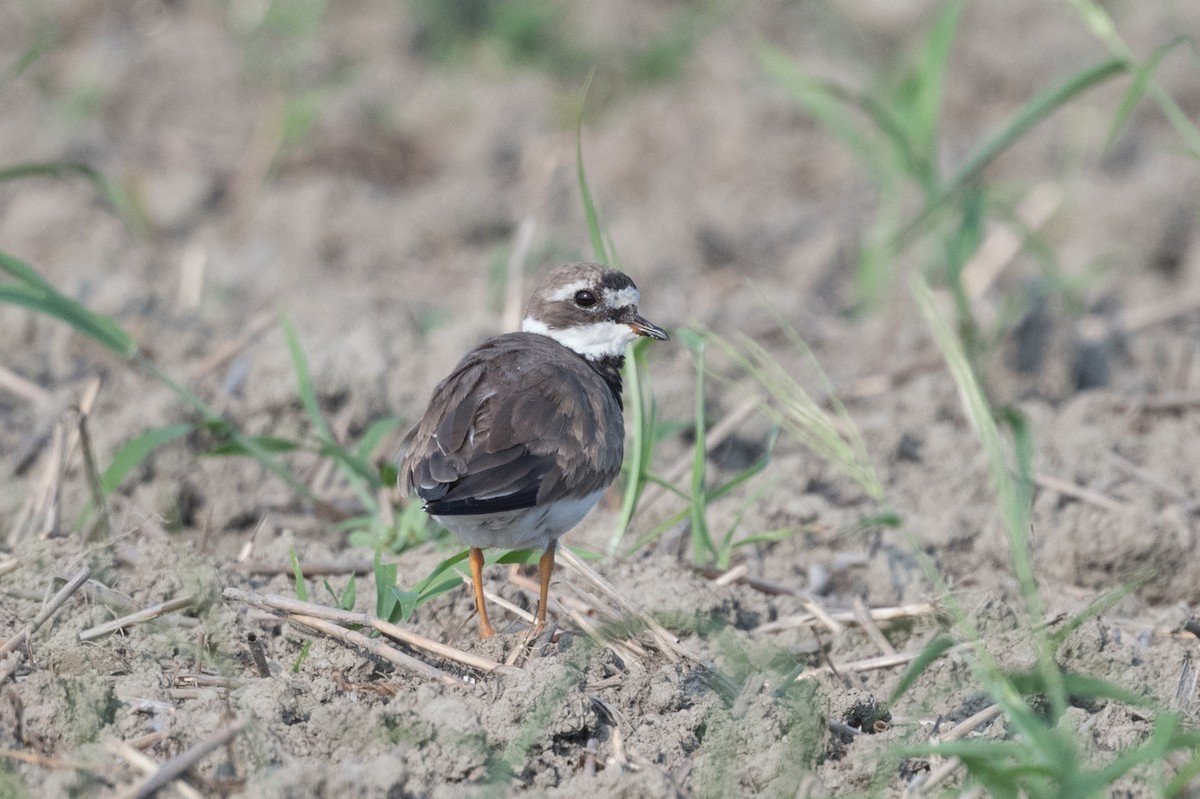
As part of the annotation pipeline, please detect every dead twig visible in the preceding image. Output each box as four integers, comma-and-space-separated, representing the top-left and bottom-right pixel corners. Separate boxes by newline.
106, 739, 204, 799
123, 719, 247, 799
853, 596, 897, 656
695, 564, 845, 634
507, 568, 649, 668
223, 587, 508, 676
911, 704, 1004, 794
288, 613, 459, 686
232, 560, 373, 577
501, 218, 536, 333
755, 602, 938, 634
1034, 472, 1129, 513
1113, 391, 1200, 413
78, 596, 196, 642
1107, 450, 1188, 502
190, 313, 276, 380
557, 547, 695, 664
0, 364, 52, 405
76, 386, 108, 541
0, 747, 98, 772
712, 563, 750, 587
0, 567, 91, 661
962, 182, 1062, 303
1116, 286, 1200, 335
797, 642, 969, 681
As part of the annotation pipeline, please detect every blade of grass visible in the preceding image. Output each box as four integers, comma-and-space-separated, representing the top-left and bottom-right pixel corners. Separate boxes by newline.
290, 546, 308, 602
282, 315, 334, 443
206, 435, 302, 456
888, 633, 959, 704
99, 424, 194, 495
374, 547, 399, 621
712, 329, 882, 500
906, 0, 965, 167
0, 162, 147, 236
913, 275, 1065, 718
1067, 0, 1200, 158
1, 251, 137, 357
894, 57, 1126, 250
610, 338, 654, 554
574, 69, 609, 265
283, 315, 381, 511
0, 27, 54, 93
354, 416, 402, 462
759, 44, 890, 182
1105, 35, 1186, 148
677, 329, 712, 566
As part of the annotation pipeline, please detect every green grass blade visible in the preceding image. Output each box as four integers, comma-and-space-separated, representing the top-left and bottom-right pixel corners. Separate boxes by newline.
1082, 713, 1190, 793
914, 275, 1067, 716
282, 316, 381, 506
290, 546, 308, 601
374, 547, 399, 620
896, 57, 1125, 249
677, 328, 712, 565
712, 328, 882, 500
908, 0, 965, 161
0, 251, 137, 357
99, 423, 194, 495
412, 550, 470, 594
1165, 748, 1200, 796
1067, 0, 1200, 158
759, 44, 889, 181
205, 435, 302, 456
729, 527, 807, 551
0, 252, 332, 513
0, 248, 57, 290
340, 575, 357, 610
319, 442, 383, 489
0, 161, 147, 236
281, 315, 334, 443
0, 26, 55, 93
611, 339, 654, 554
1105, 35, 1185, 149
355, 416, 402, 462
914, 278, 1034, 600
1046, 574, 1148, 649
888, 633, 958, 704
574, 70, 609, 265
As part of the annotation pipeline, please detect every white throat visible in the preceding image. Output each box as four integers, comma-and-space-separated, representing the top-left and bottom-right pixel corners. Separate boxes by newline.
522, 317, 636, 360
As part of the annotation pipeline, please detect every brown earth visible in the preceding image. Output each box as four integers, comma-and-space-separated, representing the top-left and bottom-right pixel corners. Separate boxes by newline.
2, 1, 1200, 796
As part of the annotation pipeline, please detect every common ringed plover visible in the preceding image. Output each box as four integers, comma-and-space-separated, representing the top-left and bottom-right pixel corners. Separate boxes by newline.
399, 262, 668, 638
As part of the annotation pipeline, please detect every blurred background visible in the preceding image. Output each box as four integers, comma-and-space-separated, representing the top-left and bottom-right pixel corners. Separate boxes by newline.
2, 1, 1200, 793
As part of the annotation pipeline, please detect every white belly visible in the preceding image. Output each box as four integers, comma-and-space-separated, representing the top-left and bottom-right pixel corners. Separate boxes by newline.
434, 490, 605, 551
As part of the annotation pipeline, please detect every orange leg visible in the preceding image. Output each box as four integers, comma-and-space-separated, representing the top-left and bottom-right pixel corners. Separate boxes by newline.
535, 543, 556, 634
469, 547, 495, 639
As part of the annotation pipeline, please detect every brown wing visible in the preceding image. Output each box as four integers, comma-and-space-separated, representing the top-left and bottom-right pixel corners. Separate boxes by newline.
399, 333, 624, 516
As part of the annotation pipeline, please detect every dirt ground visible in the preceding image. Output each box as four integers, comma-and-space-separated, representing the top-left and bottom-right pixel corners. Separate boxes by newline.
2, 1, 1200, 796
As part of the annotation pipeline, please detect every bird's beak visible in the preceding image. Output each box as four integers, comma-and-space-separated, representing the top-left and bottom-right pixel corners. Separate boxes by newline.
629, 314, 670, 341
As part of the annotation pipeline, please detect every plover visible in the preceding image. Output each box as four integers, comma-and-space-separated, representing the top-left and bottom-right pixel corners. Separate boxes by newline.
399, 263, 668, 638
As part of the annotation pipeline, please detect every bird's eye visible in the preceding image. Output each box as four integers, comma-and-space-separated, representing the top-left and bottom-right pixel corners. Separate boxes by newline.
574, 290, 597, 308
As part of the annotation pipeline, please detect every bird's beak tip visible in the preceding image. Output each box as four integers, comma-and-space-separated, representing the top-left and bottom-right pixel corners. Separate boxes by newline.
630, 316, 669, 341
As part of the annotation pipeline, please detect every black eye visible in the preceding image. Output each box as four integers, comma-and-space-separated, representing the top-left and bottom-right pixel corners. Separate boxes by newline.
574, 289, 597, 308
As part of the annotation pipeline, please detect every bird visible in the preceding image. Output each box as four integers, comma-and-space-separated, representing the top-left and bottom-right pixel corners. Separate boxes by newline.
398, 262, 669, 638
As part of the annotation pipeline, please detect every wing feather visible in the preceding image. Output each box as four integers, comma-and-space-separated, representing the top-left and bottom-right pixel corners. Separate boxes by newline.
399, 334, 624, 518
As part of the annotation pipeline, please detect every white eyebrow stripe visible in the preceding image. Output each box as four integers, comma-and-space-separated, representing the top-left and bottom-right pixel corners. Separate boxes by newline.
544, 282, 641, 308
545, 280, 593, 302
